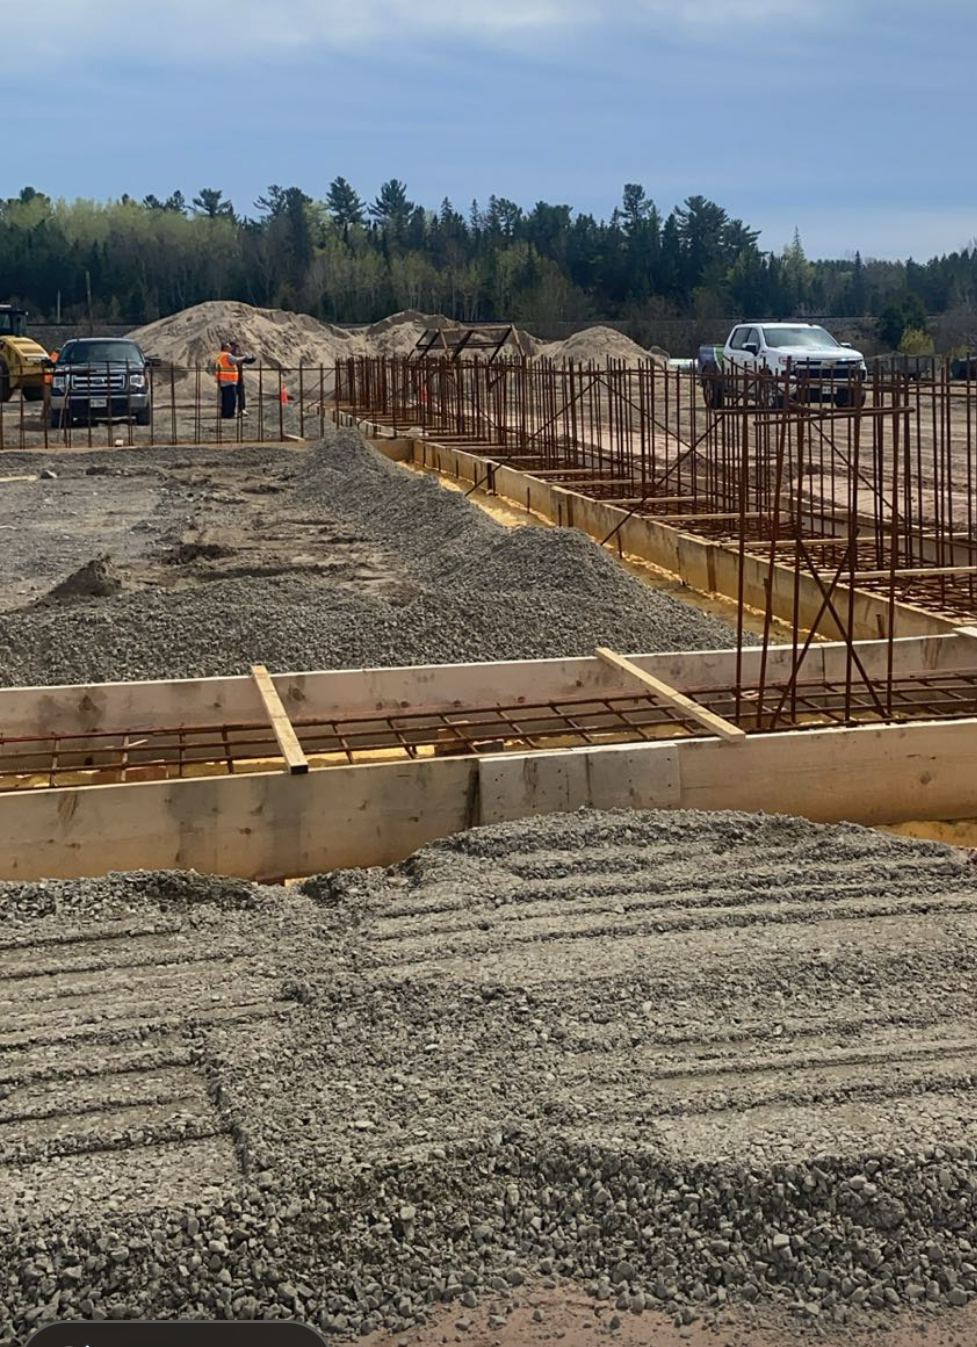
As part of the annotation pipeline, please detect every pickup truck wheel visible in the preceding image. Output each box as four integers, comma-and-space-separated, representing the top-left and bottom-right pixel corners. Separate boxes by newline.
702, 379, 724, 409
835, 388, 867, 409
759, 382, 784, 410
135, 407, 152, 427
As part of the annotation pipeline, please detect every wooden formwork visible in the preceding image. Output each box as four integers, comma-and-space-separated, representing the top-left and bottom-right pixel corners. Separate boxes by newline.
0, 634, 975, 883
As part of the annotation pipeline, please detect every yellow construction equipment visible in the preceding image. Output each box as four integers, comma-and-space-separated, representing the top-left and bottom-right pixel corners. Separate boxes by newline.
0, 305, 50, 403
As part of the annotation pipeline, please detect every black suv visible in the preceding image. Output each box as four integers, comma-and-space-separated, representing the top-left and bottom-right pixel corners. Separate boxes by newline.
50, 337, 158, 428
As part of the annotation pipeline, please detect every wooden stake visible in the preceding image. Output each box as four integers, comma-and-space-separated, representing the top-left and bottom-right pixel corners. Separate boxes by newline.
595, 646, 746, 743
250, 664, 309, 775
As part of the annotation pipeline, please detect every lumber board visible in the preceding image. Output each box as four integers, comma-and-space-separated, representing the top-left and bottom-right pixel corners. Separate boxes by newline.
595, 646, 746, 742
853, 565, 977, 582
600, 495, 701, 507
250, 664, 309, 775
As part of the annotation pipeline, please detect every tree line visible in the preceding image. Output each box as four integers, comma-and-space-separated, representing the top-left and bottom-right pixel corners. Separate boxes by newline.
2, 181, 975, 352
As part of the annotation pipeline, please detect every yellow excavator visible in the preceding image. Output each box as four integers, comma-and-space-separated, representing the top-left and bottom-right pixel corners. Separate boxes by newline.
0, 305, 51, 403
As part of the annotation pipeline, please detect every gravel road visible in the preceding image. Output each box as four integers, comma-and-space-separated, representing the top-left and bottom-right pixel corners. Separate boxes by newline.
0, 430, 745, 686
3, 809, 977, 1340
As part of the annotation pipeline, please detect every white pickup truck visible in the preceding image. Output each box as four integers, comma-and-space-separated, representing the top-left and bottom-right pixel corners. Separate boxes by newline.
698, 322, 867, 409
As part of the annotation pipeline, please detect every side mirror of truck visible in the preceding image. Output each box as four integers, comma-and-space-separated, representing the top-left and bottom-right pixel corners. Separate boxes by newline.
840, 341, 853, 348
745, 342, 759, 356
146, 356, 162, 368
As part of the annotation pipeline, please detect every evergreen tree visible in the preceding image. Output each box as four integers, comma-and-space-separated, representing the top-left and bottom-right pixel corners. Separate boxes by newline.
191, 187, 234, 219
369, 180, 414, 236
326, 177, 366, 241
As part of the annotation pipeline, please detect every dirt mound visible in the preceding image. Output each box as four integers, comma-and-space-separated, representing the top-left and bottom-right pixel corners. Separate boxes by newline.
537, 326, 664, 366
129, 300, 366, 371
131, 301, 672, 373
130, 303, 541, 371
362, 310, 540, 359
45, 556, 123, 602
362, 309, 445, 358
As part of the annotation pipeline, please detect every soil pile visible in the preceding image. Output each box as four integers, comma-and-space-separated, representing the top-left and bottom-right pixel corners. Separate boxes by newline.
129, 304, 539, 370
129, 302, 673, 373
43, 556, 123, 603
129, 300, 363, 370
537, 326, 665, 366
3, 809, 977, 1340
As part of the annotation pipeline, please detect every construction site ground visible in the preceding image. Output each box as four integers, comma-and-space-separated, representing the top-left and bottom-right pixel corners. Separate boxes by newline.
4, 811, 977, 1343
4, 428, 977, 1344
0, 431, 743, 687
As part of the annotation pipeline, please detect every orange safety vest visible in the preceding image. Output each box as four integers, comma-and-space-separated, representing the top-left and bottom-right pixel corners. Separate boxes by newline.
43, 350, 58, 385
215, 351, 238, 384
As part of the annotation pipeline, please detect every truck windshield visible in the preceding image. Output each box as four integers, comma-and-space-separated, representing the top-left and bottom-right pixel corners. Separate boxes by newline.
762, 326, 840, 350
59, 341, 144, 365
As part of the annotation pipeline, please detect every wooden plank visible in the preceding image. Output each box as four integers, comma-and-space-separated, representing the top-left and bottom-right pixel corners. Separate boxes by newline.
478, 742, 681, 826
854, 565, 977, 582
595, 646, 747, 743
601, 495, 701, 507
250, 664, 309, 775
0, 474, 38, 484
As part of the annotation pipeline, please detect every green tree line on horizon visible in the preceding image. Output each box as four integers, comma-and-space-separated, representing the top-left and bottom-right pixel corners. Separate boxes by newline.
1, 181, 975, 352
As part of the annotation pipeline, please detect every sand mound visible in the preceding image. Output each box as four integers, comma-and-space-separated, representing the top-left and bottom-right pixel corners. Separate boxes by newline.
129, 301, 366, 371
537, 325, 664, 366
129, 302, 666, 373
364, 310, 446, 358
129, 303, 538, 370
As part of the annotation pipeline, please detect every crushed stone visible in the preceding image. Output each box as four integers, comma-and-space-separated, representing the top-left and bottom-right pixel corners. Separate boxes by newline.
0, 430, 744, 685
2, 809, 977, 1340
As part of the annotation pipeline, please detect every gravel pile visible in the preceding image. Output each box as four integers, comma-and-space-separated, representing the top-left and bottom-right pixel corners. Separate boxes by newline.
0, 430, 744, 685
4, 809, 977, 1340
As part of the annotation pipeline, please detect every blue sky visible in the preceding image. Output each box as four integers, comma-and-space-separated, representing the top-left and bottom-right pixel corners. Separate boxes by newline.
5, 0, 975, 261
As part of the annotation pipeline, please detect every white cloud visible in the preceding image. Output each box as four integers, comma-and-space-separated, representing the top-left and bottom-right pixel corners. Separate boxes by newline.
4, 0, 860, 60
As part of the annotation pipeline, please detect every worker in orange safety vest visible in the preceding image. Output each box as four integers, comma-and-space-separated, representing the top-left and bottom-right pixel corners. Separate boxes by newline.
215, 339, 241, 420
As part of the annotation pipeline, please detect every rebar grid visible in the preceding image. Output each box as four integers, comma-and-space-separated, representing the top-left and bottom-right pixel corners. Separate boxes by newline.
336, 354, 977, 712
3, 671, 977, 793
